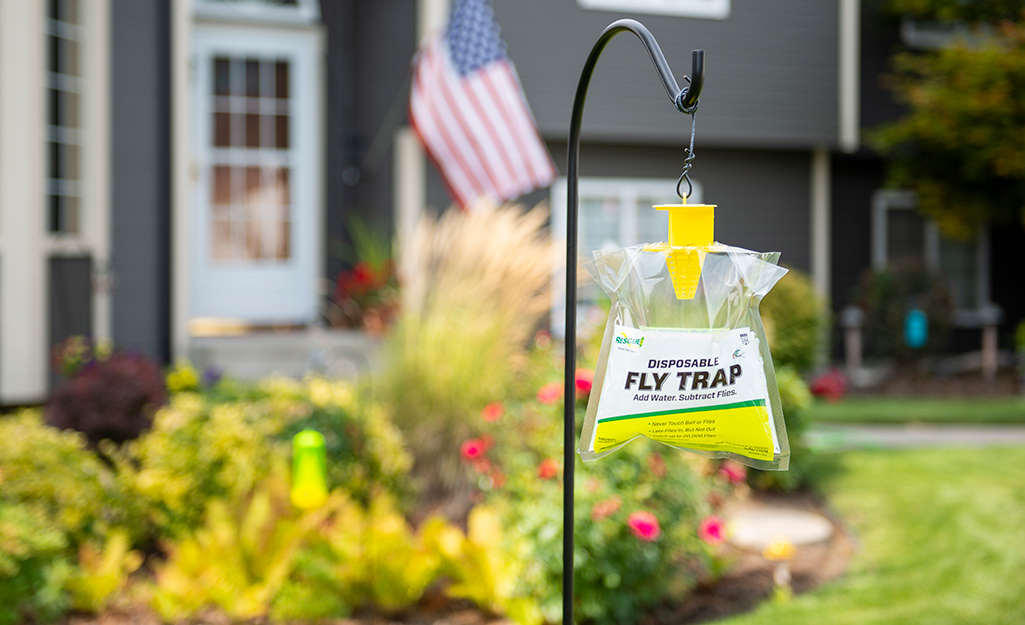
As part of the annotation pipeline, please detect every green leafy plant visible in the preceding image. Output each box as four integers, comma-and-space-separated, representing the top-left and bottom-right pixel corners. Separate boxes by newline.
748, 365, 815, 492
0, 503, 71, 625
871, 6, 1025, 238
150, 471, 328, 622
471, 367, 733, 625
65, 529, 143, 614
381, 203, 555, 494
760, 266, 829, 372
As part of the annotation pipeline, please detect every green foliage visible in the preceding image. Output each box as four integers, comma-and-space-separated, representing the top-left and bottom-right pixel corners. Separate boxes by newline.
853, 260, 956, 361
749, 366, 815, 492
0, 504, 71, 625
121, 375, 411, 536
424, 508, 542, 625
65, 530, 143, 614
760, 267, 829, 372
380, 205, 554, 492
885, 0, 1024, 22
0, 411, 138, 543
150, 471, 327, 621
871, 9, 1025, 237
474, 375, 730, 625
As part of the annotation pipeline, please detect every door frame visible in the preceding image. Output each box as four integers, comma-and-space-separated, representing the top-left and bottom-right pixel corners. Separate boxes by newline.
186, 22, 323, 328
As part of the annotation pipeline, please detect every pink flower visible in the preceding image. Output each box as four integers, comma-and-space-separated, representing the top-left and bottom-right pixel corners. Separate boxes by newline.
591, 496, 621, 522
538, 458, 560, 480
481, 402, 504, 422
473, 458, 492, 474
575, 368, 594, 399
534, 330, 552, 349
460, 438, 486, 462
627, 511, 661, 542
699, 515, 726, 545
536, 381, 563, 405
718, 460, 747, 485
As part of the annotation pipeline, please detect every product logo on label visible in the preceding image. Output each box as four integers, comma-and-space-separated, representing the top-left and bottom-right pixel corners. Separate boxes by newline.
615, 333, 644, 348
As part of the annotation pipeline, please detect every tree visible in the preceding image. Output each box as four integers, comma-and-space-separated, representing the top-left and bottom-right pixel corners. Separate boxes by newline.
871, 4, 1025, 239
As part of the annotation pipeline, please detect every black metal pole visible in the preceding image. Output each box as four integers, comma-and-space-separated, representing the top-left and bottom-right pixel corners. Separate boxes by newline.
564, 19, 703, 624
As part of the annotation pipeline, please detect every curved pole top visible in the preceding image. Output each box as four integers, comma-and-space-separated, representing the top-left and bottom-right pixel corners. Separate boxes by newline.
595, 18, 704, 112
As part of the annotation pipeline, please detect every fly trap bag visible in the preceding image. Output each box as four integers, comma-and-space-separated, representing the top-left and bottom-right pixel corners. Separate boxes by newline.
578, 202, 790, 471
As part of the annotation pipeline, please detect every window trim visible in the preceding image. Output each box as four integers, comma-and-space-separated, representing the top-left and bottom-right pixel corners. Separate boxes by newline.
193, 0, 320, 26
576, 0, 730, 20
871, 189, 991, 326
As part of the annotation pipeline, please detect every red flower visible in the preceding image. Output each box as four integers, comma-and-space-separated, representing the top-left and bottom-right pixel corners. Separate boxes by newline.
490, 470, 506, 488
699, 515, 727, 545
809, 368, 848, 403
537, 458, 560, 480
718, 460, 747, 485
575, 368, 594, 399
481, 402, 504, 423
473, 458, 492, 474
591, 496, 621, 522
536, 382, 563, 405
460, 438, 486, 462
627, 511, 661, 542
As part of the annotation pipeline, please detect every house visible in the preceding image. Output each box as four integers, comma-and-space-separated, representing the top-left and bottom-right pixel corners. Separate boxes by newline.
0, 0, 1020, 405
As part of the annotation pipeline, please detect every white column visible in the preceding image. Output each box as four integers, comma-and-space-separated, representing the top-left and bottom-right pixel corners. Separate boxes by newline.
171, 0, 192, 360
810, 147, 832, 301
84, 0, 112, 342
394, 0, 448, 270
838, 0, 861, 153
0, 0, 48, 402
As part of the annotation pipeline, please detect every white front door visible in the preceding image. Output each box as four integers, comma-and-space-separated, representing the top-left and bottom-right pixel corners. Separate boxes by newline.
190, 26, 320, 324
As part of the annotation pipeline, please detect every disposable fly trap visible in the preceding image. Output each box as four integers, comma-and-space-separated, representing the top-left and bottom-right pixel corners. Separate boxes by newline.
578, 201, 790, 471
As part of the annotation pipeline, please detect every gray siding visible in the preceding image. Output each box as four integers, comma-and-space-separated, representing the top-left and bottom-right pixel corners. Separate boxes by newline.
547, 141, 812, 271
49, 257, 93, 389
495, 0, 839, 149
352, 1, 417, 236
111, 0, 170, 361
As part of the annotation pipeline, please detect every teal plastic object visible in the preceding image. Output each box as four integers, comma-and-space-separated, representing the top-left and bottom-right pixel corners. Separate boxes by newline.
905, 309, 928, 349
291, 429, 328, 509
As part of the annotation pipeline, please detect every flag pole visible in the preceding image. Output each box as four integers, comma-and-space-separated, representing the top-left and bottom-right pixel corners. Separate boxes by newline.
564, 20, 703, 624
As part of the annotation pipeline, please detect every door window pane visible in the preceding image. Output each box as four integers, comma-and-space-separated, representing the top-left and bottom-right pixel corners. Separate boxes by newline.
206, 54, 294, 262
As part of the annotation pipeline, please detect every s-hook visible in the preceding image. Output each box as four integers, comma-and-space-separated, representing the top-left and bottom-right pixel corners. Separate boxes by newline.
565, 18, 704, 625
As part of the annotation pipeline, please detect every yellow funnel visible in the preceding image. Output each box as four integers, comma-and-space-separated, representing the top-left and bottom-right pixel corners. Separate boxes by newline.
646, 201, 716, 299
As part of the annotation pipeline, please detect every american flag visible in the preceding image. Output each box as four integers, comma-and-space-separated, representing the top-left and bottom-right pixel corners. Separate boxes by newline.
409, 0, 557, 209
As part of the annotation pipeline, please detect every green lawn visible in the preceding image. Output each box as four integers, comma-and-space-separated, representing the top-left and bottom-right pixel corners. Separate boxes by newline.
806, 396, 1025, 424
720, 448, 1025, 625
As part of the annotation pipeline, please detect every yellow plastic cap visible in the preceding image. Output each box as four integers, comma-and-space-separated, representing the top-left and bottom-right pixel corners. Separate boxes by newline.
654, 203, 716, 247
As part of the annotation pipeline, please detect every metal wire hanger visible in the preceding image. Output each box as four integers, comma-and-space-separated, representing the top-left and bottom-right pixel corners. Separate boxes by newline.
677, 106, 698, 201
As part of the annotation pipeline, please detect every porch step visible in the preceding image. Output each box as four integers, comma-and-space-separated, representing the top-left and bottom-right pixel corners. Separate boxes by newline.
188, 328, 382, 381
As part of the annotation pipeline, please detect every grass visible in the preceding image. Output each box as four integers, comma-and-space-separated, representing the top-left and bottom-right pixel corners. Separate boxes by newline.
806, 396, 1025, 424
721, 447, 1025, 625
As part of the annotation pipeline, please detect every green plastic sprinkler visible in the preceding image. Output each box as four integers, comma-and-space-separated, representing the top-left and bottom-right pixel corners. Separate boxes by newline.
291, 429, 328, 509
645, 199, 716, 299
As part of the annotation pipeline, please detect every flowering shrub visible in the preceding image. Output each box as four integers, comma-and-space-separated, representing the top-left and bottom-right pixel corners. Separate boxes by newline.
809, 367, 848, 402
471, 368, 741, 625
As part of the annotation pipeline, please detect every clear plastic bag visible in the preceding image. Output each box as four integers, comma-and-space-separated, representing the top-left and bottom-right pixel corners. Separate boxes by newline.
578, 243, 790, 470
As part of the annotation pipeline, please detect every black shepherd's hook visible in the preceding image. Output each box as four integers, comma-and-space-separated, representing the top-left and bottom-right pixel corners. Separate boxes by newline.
564, 19, 704, 625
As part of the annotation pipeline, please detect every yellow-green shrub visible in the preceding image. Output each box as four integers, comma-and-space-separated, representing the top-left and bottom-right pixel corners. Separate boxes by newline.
761, 266, 829, 372
65, 529, 142, 614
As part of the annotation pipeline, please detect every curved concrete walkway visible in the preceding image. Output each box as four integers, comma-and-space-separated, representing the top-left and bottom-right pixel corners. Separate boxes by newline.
806, 423, 1025, 452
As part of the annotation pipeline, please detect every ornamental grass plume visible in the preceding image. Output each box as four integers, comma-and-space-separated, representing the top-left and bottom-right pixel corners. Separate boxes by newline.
382, 203, 557, 496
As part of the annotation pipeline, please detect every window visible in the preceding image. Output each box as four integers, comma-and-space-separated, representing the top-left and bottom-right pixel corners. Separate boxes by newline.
47, 0, 82, 233
208, 55, 293, 262
577, 0, 730, 20
550, 177, 703, 335
871, 190, 990, 324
